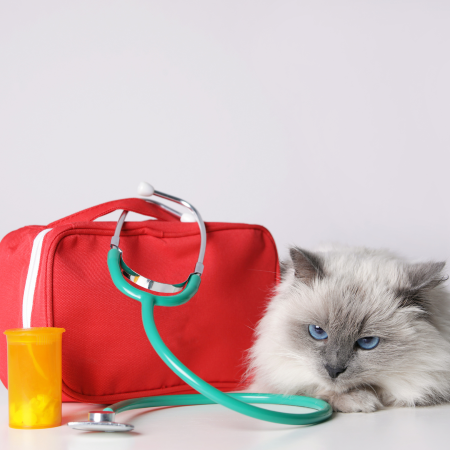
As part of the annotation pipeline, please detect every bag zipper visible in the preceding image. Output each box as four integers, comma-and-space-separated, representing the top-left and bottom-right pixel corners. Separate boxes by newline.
22, 228, 53, 328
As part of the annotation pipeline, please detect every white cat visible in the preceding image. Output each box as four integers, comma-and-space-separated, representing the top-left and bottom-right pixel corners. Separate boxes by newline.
247, 245, 450, 412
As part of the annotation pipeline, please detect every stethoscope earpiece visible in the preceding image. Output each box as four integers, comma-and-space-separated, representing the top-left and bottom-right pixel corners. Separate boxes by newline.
180, 212, 196, 222
137, 181, 155, 197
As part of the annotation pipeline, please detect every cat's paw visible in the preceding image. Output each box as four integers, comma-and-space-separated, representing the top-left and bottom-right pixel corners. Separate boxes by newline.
327, 390, 383, 413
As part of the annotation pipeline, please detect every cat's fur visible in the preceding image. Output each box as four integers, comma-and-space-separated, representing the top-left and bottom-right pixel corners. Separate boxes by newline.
247, 244, 450, 412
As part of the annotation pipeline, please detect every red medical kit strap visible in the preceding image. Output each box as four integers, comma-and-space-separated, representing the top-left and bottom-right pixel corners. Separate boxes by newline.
48, 198, 179, 227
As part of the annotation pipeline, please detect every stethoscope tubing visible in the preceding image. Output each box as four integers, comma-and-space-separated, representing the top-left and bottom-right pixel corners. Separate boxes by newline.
105, 187, 332, 427
103, 297, 332, 426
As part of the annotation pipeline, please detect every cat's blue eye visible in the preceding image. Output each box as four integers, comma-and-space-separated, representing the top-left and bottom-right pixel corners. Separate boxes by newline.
308, 325, 328, 340
356, 336, 380, 350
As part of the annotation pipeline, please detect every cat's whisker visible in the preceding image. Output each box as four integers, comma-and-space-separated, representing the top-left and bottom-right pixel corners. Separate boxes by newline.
273, 352, 305, 362
247, 269, 279, 274
358, 382, 378, 397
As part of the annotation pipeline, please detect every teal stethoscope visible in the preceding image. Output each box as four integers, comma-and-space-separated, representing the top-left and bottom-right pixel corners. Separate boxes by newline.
68, 183, 332, 432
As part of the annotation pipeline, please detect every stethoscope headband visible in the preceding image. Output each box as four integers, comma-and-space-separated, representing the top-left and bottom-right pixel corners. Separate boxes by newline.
110, 182, 206, 295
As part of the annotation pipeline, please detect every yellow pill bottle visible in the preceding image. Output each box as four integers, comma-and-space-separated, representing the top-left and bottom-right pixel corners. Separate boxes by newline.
4, 328, 65, 429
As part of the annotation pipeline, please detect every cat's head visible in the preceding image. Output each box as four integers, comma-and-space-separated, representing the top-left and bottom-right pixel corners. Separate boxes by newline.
249, 245, 450, 401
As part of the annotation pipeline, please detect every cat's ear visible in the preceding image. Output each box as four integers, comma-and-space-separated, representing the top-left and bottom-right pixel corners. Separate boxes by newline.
289, 247, 324, 285
407, 262, 447, 291
398, 261, 448, 309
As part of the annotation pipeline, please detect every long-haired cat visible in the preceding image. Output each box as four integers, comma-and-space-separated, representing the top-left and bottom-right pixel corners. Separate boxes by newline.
247, 245, 450, 412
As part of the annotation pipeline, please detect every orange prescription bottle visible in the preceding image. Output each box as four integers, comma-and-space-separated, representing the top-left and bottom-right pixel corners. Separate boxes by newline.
4, 328, 65, 429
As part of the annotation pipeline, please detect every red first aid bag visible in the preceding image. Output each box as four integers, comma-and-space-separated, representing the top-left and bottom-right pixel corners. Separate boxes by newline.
0, 198, 279, 403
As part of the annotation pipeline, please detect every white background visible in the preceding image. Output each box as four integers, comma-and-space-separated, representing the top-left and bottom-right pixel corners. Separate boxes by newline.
0, 1, 449, 262
1, 2, 450, 448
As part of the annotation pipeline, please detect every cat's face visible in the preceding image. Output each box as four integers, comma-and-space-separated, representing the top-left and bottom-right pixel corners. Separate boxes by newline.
249, 246, 449, 399
284, 277, 423, 393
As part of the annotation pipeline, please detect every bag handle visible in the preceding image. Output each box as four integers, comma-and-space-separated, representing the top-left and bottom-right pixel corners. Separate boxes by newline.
48, 198, 180, 227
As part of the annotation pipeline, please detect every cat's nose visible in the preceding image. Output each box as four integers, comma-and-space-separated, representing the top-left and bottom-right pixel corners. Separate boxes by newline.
325, 365, 347, 379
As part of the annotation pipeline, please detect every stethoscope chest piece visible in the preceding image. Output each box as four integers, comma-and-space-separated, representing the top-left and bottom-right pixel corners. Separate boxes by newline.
68, 410, 134, 432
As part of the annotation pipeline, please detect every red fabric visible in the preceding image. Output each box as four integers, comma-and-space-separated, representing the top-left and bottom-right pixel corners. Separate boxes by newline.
49, 198, 180, 226
0, 198, 279, 403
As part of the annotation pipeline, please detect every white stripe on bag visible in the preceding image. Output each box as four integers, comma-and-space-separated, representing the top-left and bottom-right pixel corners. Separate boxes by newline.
22, 228, 53, 328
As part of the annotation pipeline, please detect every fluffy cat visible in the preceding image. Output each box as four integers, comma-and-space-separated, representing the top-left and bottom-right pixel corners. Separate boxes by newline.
247, 244, 450, 412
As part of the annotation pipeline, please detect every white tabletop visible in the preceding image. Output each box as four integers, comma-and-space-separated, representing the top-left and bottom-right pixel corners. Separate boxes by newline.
0, 383, 448, 450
